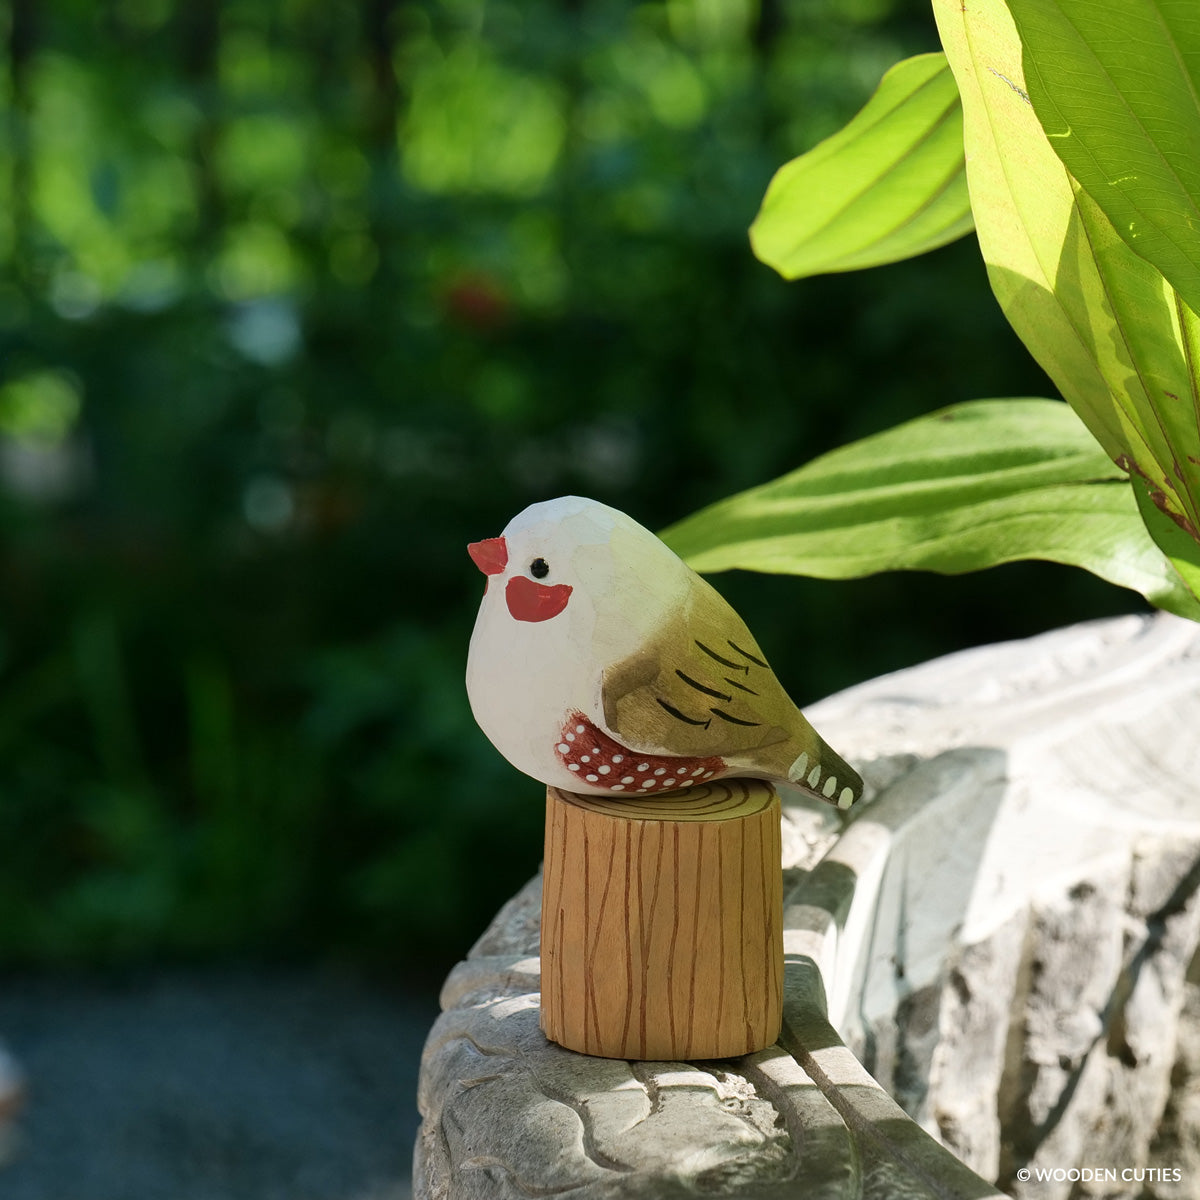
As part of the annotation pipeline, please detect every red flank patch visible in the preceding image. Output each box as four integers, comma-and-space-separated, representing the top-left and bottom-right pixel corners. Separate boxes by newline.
555, 711, 725, 791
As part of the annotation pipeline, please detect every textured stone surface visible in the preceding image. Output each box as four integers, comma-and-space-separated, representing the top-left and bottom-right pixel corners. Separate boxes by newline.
415, 939, 985, 1198
417, 613, 1200, 1199
814, 614, 1200, 1198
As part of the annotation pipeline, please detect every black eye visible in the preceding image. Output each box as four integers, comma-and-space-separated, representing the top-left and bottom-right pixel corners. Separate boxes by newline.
530, 558, 550, 579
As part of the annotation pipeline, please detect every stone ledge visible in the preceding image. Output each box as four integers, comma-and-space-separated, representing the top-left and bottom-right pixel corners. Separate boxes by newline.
417, 614, 1200, 1199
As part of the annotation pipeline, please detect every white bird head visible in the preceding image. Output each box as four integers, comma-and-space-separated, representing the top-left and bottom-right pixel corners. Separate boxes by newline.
468, 495, 692, 635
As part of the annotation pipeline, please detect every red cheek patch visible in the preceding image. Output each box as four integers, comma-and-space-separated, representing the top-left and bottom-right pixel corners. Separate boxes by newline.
506, 575, 572, 622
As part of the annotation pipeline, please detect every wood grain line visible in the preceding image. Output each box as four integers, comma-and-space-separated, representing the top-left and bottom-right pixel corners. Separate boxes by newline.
667, 824, 680, 1052
621, 818, 634, 1055
638, 821, 665, 1060
583, 823, 595, 1054
556, 910, 566, 1046
742, 810, 752, 1050
587, 825, 618, 1054
716, 826, 726, 1048
757, 810, 768, 1041
686, 823, 704, 1059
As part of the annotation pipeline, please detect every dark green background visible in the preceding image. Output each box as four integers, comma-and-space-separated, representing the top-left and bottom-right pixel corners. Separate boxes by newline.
0, 0, 1138, 983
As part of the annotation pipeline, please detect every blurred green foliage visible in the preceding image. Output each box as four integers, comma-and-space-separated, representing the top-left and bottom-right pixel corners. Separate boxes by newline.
0, 0, 1140, 976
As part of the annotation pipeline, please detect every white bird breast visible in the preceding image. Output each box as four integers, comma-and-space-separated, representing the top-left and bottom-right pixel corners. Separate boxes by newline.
466, 572, 601, 787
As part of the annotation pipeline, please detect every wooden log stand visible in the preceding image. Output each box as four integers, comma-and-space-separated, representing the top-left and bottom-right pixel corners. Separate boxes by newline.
540, 777, 783, 1061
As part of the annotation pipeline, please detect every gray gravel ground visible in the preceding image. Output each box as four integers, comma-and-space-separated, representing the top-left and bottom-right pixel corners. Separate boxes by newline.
0, 968, 438, 1200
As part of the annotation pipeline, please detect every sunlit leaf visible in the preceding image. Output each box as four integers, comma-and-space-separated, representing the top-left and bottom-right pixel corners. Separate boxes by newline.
931, 0, 1200, 558
662, 399, 1200, 619
1132, 474, 1200, 610
750, 53, 974, 279
1008, 0, 1200, 318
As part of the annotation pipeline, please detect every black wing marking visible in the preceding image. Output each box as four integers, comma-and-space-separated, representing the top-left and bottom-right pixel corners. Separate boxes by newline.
710, 707, 761, 727
695, 641, 746, 672
657, 698, 712, 728
675, 670, 732, 702
727, 640, 767, 668
724, 676, 759, 695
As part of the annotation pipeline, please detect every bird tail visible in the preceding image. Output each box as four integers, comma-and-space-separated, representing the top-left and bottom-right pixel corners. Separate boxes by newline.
787, 740, 862, 811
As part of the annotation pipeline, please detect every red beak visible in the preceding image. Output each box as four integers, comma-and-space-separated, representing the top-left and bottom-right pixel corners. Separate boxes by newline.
468, 536, 508, 576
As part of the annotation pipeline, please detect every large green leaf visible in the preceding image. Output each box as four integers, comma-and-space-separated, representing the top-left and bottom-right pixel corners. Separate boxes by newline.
749, 53, 974, 279
931, 0, 1200, 562
1007, 0, 1200, 319
1132, 476, 1200, 607
661, 399, 1200, 619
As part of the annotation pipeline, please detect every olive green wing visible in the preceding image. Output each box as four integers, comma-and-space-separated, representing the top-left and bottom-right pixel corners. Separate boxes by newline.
600, 575, 800, 762
600, 572, 864, 808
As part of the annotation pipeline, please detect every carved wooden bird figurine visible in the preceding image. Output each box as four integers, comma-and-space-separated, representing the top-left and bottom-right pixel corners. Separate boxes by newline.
466, 496, 862, 809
